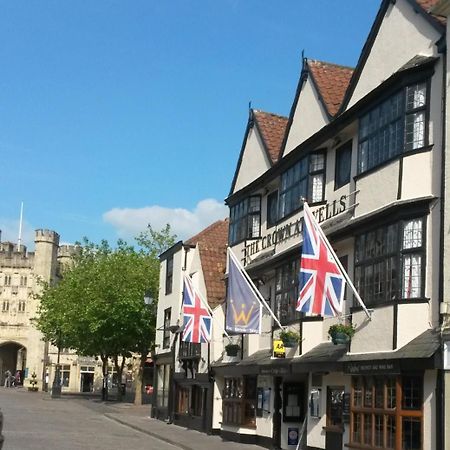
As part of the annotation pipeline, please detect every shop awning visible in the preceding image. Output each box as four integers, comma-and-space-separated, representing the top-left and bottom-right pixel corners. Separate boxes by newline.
291, 328, 441, 375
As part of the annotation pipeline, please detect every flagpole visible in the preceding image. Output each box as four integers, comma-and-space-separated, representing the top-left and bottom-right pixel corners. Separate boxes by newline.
228, 248, 285, 330
184, 274, 231, 339
303, 201, 372, 321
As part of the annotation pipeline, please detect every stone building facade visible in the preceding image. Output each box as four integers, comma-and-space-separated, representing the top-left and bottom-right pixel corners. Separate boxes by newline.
0, 229, 106, 393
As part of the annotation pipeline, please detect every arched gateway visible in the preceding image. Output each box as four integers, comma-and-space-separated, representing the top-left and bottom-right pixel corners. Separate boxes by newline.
0, 341, 26, 386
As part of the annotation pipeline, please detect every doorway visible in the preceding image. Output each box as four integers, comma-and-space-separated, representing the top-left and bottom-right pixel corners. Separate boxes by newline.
325, 386, 344, 450
80, 372, 94, 392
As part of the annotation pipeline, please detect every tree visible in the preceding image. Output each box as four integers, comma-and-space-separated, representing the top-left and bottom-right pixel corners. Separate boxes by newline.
35, 225, 176, 403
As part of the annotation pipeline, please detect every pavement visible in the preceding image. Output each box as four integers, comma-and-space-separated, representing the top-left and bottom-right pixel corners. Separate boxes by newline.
82, 399, 264, 450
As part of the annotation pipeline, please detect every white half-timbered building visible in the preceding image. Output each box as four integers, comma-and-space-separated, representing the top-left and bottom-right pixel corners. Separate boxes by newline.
212, 1, 450, 449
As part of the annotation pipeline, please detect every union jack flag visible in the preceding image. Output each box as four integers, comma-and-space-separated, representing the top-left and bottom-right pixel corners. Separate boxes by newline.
182, 275, 212, 343
296, 202, 345, 317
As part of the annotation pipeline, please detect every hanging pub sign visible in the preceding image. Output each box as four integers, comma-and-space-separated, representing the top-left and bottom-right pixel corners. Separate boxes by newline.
273, 340, 286, 358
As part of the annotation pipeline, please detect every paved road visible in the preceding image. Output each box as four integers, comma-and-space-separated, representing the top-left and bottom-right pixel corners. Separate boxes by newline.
0, 388, 177, 450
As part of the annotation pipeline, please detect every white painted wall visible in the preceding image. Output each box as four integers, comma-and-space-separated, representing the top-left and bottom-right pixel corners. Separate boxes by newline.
423, 370, 437, 450
397, 303, 430, 348
233, 126, 271, 193
347, 0, 441, 109
306, 372, 351, 450
284, 77, 329, 156
351, 305, 394, 353
255, 375, 274, 438
354, 160, 400, 218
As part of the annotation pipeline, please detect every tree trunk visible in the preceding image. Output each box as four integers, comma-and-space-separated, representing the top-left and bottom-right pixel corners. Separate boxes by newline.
134, 353, 146, 406
101, 355, 108, 401
114, 355, 126, 402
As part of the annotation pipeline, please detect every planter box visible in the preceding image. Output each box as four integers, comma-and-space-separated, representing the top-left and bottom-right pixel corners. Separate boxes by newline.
225, 346, 240, 357
331, 332, 350, 345
282, 339, 298, 348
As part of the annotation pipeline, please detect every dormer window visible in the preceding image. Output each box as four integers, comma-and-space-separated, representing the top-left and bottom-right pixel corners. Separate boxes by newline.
229, 196, 261, 245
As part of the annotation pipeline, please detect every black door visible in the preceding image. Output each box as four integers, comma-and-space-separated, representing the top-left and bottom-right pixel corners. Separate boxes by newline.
325, 386, 344, 450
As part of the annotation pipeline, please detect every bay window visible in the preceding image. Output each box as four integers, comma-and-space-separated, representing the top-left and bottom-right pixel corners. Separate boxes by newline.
279, 152, 325, 219
354, 217, 425, 307
358, 81, 428, 174
275, 259, 301, 325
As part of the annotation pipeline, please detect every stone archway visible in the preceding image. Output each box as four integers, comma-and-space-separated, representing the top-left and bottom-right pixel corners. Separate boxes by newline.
0, 341, 27, 386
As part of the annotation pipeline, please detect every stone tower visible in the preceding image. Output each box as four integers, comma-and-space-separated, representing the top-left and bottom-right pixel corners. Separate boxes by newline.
25, 229, 60, 388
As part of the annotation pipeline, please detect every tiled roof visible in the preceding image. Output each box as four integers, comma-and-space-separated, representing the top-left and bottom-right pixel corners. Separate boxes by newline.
307, 60, 354, 117
416, 0, 447, 25
253, 110, 288, 164
185, 219, 228, 308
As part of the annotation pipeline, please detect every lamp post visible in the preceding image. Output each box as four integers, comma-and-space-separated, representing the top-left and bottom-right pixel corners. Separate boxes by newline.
51, 331, 62, 399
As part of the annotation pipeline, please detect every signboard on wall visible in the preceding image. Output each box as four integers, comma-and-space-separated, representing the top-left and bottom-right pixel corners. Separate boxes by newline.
287, 427, 299, 446
273, 340, 285, 358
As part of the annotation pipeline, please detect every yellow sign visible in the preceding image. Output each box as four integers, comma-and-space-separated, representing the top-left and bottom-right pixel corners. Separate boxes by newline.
273, 340, 286, 358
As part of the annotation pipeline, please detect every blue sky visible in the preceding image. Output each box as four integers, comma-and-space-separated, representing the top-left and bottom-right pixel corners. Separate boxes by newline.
0, 0, 380, 248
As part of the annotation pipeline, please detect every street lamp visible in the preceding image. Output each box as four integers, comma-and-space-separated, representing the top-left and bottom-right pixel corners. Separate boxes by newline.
51, 331, 62, 399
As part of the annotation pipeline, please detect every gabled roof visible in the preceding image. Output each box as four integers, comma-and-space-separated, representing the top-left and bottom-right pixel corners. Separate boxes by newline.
307, 60, 354, 117
340, 0, 445, 114
185, 219, 228, 308
229, 108, 287, 196
278, 58, 353, 159
252, 110, 288, 164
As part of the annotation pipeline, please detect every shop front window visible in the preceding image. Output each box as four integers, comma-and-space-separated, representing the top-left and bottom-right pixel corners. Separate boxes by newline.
223, 376, 257, 428
350, 375, 423, 450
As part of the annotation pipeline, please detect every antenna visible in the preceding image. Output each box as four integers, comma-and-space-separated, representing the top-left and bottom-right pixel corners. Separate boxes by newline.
18, 202, 24, 249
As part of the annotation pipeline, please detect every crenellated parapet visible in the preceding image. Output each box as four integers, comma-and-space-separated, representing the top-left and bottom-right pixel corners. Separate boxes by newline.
0, 242, 33, 269
34, 229, 60, 246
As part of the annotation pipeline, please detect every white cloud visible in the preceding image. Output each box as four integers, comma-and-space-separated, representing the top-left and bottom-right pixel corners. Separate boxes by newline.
103, 198, 228, 240
0, 218, 35, 249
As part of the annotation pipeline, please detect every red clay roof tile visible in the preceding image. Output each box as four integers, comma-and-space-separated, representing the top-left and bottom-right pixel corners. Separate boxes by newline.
416, 0, 446, 25
307, 60, 354, 117
252, 110, 288, 164
185, 219, 228, 308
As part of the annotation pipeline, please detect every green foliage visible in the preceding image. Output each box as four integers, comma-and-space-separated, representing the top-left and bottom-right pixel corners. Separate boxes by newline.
328, 322, 356, 338
279, 329, 301, 344
35, 225, 176, 360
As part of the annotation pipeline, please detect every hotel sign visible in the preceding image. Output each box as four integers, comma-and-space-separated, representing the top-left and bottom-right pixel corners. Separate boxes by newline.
344, 361, 400, 375
242, 195, 347, 265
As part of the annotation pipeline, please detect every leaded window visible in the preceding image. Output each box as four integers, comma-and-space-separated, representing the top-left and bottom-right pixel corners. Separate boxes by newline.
223, 376, 257, 427
358, 82, 428, 174
335, 141, 352, 190
279, 152, 325, 219
275, 259, 301, 325
354, 217, 425, 307
229, 196, 261, 245
351, 375, 423, 450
